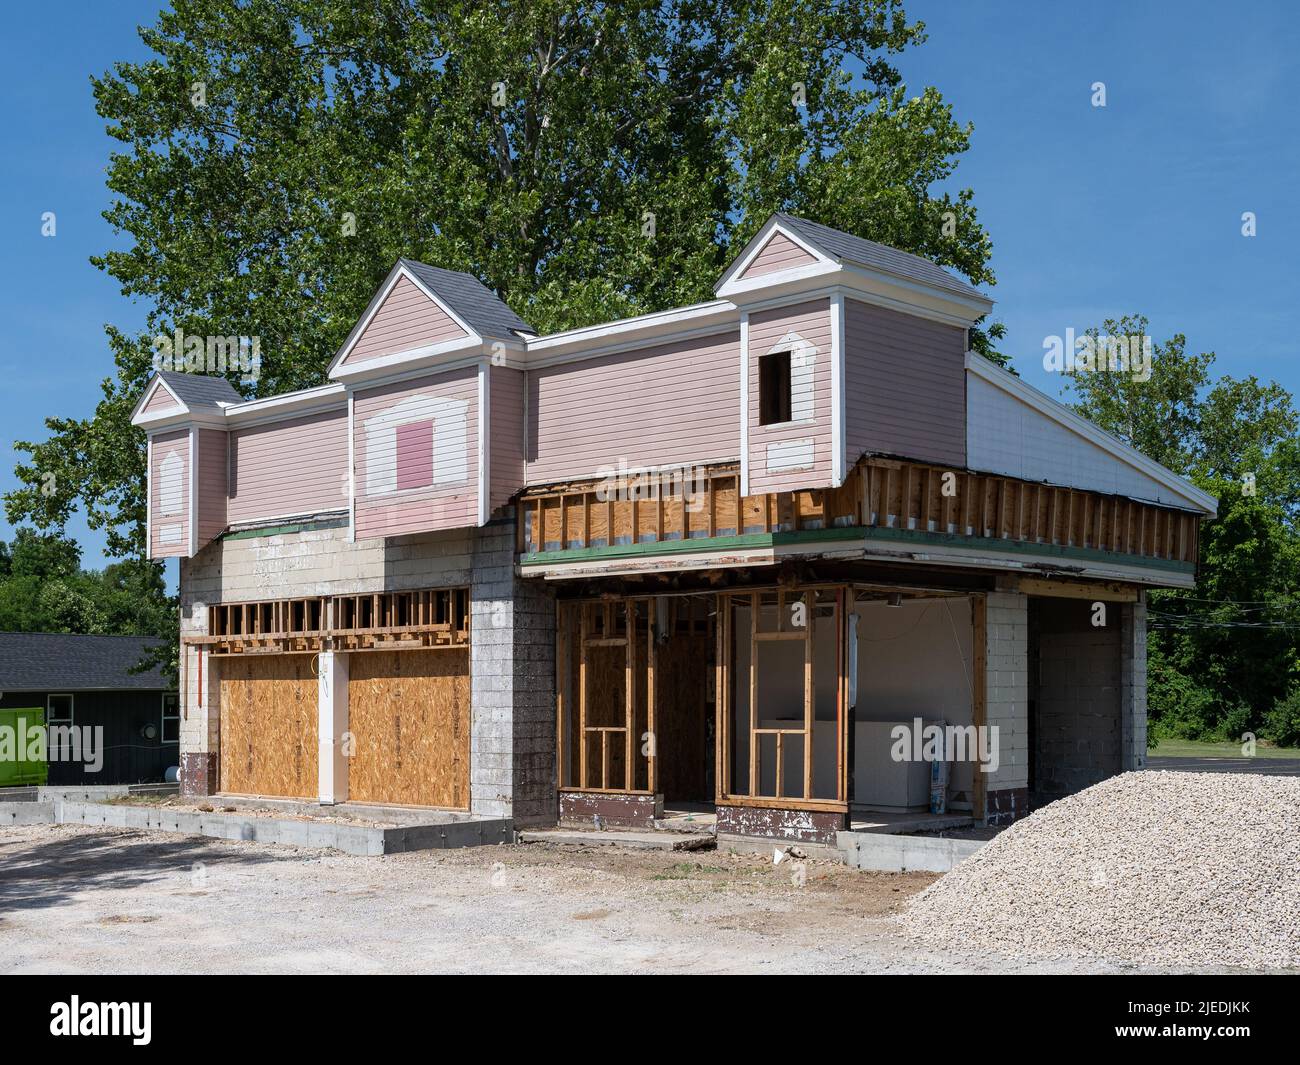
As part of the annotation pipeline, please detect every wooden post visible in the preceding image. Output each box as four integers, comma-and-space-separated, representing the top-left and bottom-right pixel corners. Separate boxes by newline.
803, 591, 813, 800
972, 595, 988, 822
624, 599, 634, 791
716, 594, 729, 801
647, 599, 657, 795
578, 605, 589, 790
748, 592, 759, 797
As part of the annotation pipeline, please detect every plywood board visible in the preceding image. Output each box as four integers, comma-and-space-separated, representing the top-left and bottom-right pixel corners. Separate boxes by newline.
219, 655, 318, 799
347, 649, 470, 809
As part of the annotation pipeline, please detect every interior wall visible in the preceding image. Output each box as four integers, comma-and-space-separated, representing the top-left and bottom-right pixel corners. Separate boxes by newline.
854, 596, 975, 807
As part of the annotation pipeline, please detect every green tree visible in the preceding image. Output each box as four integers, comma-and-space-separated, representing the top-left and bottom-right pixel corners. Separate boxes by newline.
1065, 316, 1300, 740
0, 530, 176, 679
7, 0, 1000, 567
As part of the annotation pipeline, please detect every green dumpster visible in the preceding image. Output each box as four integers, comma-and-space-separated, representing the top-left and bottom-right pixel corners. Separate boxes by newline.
0, 707, 48, 787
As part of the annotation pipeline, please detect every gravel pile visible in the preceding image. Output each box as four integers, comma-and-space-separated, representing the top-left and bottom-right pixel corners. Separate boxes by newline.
903, 771, 1300, 970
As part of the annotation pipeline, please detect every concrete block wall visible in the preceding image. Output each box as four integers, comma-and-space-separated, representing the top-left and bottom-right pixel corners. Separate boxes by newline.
1033, 617, 1121, 801
470, 514, 556, 826
178, 518, 555, 819
1120, 597, 1148, 771
983, 591, 1029, 811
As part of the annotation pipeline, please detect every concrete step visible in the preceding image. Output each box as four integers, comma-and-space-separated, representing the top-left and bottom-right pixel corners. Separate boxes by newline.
520, 828, 716, 852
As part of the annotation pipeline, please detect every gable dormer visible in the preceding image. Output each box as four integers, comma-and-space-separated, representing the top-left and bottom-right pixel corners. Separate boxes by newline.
131, 370, 241, 560
330, 260, 534, 537
716, 214, 994, 494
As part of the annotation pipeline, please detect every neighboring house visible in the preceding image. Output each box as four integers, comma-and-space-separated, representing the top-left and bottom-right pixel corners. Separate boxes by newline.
130, 213, 1216, 841
0, 633, 178, 786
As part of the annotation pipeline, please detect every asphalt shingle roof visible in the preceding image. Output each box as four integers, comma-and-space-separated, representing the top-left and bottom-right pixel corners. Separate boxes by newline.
400, 259, 534, 338
156, 369, 243, 408
773, 213, 989, 303
0, 634, 172, 692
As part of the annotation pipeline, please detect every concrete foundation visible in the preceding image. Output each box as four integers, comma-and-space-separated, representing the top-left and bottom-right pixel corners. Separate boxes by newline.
12, 798, 513, 856
837, 830, 985, 873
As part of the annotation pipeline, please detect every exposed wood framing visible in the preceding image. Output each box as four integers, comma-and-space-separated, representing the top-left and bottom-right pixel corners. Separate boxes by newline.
971, 595, 988, 821
190, 587, 470, 656
719, 586, 847, 814
519, 456, 1202, 567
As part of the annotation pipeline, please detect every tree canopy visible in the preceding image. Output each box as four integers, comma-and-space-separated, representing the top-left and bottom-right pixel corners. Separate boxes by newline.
7, 0, 998, 570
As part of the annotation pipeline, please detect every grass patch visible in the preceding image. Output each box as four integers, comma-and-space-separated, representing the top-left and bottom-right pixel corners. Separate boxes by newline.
1149, 738, 1300, 760
651, 861, 729, 881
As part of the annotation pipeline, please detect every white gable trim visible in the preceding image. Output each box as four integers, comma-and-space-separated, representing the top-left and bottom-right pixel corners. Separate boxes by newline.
331, 335, 484, 386
477, 359, 489, 526
187, 427, 198, 557
739, 312, 750, 496
130, 375, 187, 425
715, 216, 835, 294
966, 353, 1217, 516
830, 292, 845, 486
328, 262, 483, 377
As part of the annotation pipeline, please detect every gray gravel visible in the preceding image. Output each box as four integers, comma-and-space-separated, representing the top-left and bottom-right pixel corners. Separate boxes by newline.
903, 771, 1300, 971
0, 821, 1225, 974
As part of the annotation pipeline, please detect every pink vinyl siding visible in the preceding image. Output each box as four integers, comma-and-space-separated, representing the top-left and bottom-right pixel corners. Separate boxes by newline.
342, 275, 469, 365
227, 409, 349, 525
149, 429, 189, 558
738, 232, 818, 279
843, 298, 967, 468
141, 382, 182, 415
746, 299, 834, 496
526, 330, 741, 484
354, 366, 479, 538
489, 364, 526, 511
195, 428, 229, 546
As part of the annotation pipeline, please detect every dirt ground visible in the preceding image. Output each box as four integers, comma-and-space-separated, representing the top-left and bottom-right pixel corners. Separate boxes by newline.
0, 823, 1183, 974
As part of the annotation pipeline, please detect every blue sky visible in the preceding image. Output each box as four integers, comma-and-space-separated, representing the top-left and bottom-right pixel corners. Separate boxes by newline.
1, 0, 1296, 573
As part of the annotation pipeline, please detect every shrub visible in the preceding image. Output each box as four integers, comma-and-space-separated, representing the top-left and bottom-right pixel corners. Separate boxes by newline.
1264, 687, 1300, 748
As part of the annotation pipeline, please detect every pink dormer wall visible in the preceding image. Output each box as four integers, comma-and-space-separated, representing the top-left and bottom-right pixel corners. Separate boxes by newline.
353, 366, 480, 539
745, 298, 834, 496
149, 428, 189, 558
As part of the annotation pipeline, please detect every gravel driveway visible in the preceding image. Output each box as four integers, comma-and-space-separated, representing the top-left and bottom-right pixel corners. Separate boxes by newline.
0, 822, 1251, 974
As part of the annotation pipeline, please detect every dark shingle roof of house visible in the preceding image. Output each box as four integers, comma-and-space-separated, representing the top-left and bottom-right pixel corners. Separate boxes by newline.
773, 213, 989, 303
0, 634, 172, 692
156, 369, 243, 408
400, 259, 534, 338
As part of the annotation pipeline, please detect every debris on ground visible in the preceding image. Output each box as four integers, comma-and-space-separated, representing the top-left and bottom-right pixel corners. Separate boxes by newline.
903, 771, 1300, 970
